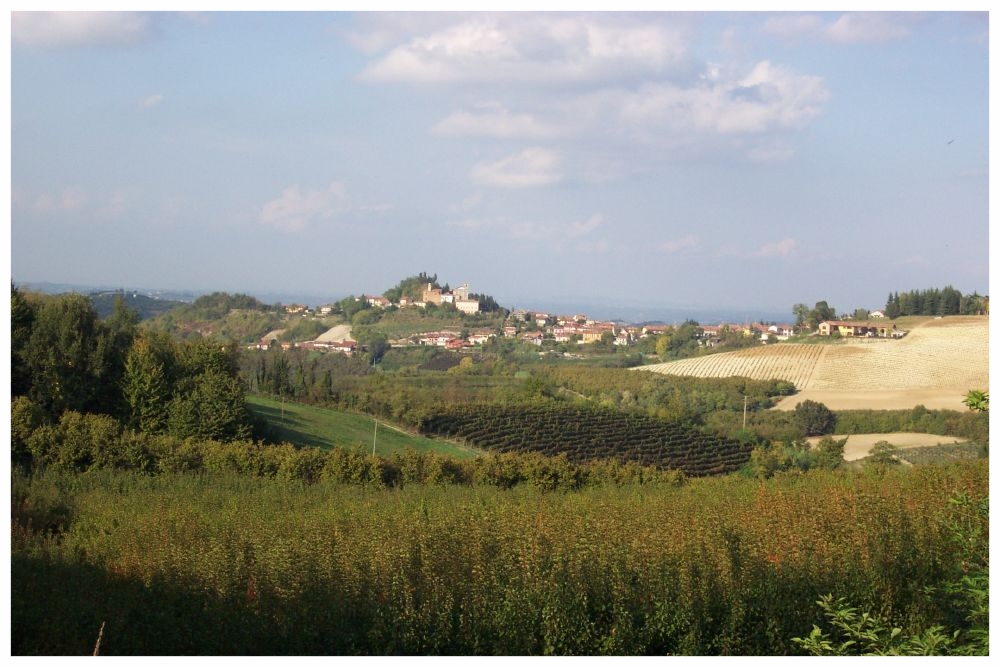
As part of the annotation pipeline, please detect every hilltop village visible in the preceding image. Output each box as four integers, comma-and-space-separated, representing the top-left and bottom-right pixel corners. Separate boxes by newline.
253, 280, 907, 357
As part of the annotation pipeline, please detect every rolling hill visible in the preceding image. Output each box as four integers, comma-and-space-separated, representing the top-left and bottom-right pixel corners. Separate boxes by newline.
637, 316, 988, 411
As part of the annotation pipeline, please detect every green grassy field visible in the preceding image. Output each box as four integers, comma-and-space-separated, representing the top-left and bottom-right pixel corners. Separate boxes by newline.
245, 394, 479, 459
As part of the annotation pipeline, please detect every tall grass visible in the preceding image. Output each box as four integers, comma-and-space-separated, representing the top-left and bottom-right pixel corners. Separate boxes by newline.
12, 459, 986, 655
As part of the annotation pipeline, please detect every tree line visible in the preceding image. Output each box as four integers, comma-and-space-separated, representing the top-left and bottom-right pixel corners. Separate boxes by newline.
884, 287, 987, 318
11, 285, 254, 452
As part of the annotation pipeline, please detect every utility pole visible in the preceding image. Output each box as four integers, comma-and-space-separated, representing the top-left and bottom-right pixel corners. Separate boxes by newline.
372, 419, 378, 456
743, 395, 748, 431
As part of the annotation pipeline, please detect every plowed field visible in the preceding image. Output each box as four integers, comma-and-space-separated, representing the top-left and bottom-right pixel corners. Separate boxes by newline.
638, 316, 988, 411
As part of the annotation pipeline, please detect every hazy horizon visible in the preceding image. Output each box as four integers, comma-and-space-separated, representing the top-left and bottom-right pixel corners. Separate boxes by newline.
10, 10, 989, 314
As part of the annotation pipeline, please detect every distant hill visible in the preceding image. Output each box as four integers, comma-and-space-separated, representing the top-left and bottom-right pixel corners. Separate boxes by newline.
87, 290, 188, 321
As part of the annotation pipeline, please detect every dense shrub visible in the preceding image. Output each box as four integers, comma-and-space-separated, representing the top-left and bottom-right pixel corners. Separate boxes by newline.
11, 461, 987, 655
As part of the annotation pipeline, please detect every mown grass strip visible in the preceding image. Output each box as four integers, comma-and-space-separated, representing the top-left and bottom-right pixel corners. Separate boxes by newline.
246, 394, 479, 459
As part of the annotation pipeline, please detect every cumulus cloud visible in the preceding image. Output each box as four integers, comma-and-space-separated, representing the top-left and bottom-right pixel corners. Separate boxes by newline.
12, 11, 152, 48
763, 12, 911, 44
660, 234, 700, 253
826, 13, 911, 44
359, 14, 687, 85
471, 148, 563, 188
753, 238, 799, 258
618, 60, 829, 135
433, 104, 562, 139
258, 182, 350, 233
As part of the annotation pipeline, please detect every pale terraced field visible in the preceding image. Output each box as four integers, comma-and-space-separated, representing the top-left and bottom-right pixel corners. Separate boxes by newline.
639, 344, 825, 389
638, 316, 989, 411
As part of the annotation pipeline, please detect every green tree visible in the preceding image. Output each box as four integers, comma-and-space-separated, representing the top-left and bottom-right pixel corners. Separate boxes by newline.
22, 293, 115, 418
792, 303, 810, 329
808, 301, 835, 330
11, 285, 36, 397
793, 399, 835, 436
167, 369, 252, 441
963, 389, 988, 413
812, 435, 846, 469
122, 335, 172, 433
866, 440, 899, 466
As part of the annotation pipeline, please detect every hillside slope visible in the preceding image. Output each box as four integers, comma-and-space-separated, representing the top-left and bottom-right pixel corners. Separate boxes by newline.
638, 316, 988, 410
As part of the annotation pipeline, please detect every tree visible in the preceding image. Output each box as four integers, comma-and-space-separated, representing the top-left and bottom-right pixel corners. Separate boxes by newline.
122, 335, 172, 433
963, 389, 989, 413
167, 369, 252, 441
793, 399, 835, 436
22, 293, 116, 418
866, 440, 899, 466
808, 301, 835, 330
792, 303, 810, 329
813, 435, 846, 469
11, 285, 36, 397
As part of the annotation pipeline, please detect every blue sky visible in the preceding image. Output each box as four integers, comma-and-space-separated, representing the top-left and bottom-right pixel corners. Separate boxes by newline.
8, 9, 990, 316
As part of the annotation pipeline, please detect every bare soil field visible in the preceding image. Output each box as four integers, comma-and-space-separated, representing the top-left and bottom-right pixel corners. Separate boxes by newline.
639, 316, 988, 411
314, 324, 353, 343
806, 432, 969, 462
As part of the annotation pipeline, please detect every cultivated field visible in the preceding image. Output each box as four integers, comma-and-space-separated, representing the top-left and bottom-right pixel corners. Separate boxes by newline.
805, 432, 970, 462
639, 316, 988, 411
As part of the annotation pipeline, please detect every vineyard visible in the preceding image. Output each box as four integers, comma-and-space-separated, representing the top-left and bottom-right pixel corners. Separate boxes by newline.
419, 404, 752, 476
638, 317, 989, 411
639, 344, 824, 388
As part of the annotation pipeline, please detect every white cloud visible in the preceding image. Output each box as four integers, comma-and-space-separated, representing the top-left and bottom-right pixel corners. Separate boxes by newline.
448, 212, 603, 244
139, 94, 164, 110
618, 60, 829, 135
471, 148, 563, 188
566, 214, 603, 238
753, 238, 799, 258
433, 104, 561, 139
761, 15, 825, 39
359, 14, 687, 85
826, 13, 910, 44
762, 12, 911, 44
12, 11, 152, 48
574, 239, 609, 254
660, 234, 700, 253
258, 182, 350, 233
30, 187, 89, 214
450, 192, 484, 213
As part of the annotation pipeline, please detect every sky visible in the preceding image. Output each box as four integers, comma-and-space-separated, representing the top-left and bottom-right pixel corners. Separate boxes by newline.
8, 8, 991, 318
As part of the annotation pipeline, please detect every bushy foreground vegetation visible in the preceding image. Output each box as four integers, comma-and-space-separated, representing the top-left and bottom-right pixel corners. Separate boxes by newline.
12, 460, 986, 655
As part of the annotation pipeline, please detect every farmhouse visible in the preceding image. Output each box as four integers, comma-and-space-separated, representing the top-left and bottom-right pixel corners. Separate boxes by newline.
365, 295, 391, 308
521, 331, 544, 346
418, 331, 461, 347
257, 329, 286, 349
465, 329, 495, 345
817, 320, 903, 338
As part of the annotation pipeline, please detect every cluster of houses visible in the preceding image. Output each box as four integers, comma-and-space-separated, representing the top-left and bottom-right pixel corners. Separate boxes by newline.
279, 282, 482, 317
255, 285, 902, 356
